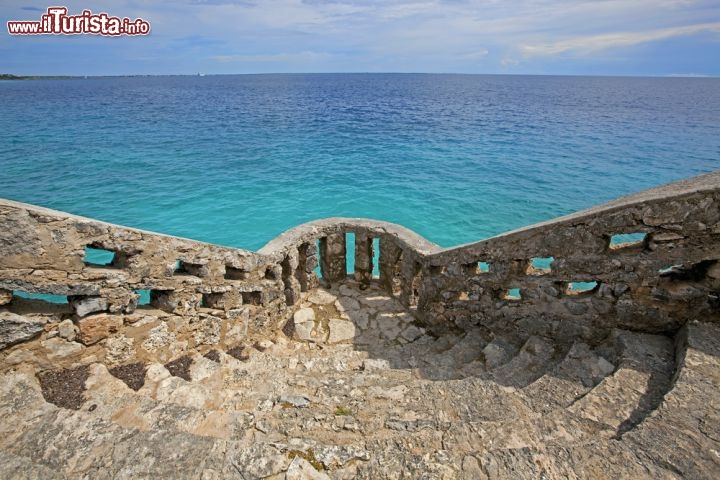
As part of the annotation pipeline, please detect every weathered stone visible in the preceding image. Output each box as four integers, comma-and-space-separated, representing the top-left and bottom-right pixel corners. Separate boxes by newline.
327, 319, 356, 344
280, 394, 311, 408
76, 313, 122, 345
0, 312, 46, 349
293, 308, 316, 341
483, 339, 515, 369
0, 289, 11, 306
41, 336, 82, 359
362, 358, 391, 371
69, 296, 108, 317
193, 314, 221, 345
319, 233, 346, 283
400, 325, 425, 342
307, 290, 336, 305
105, 335, 135, 365
564, 299, 589, 315
230, 444, 288, 479
286, 457, 331, 480
57, 319, 77, 341
142, 322, 176, 352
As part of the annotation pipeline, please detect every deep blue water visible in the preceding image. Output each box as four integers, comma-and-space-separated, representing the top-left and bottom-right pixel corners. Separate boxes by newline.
1, 74, 718, 251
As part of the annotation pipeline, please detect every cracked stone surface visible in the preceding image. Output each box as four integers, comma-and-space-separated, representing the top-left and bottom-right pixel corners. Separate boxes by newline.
1, 281, 718, 479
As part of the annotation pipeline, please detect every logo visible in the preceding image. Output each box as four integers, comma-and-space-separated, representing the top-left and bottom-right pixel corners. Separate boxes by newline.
7, 7, 150, 36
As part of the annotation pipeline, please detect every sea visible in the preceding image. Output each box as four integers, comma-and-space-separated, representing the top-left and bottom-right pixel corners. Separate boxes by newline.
1, 74, 719, 252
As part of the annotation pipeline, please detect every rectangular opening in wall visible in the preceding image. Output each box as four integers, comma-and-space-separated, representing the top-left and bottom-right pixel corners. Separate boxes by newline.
149, 289, 177, 312
429, 265, 446, 276
175, 260, 206, 277
478, 261, 490, 273
264, 265, 280, 281
504, 288, 521, 301
13, 291, 68, 304
11, 290, 72, 314
134, 289, 151, 306
202, 292, 227, 309
372, 238, 380, 278
84, 246, 117, 268
566, 281, 598, 295
241, 290, 263, 306
315, 239, 322, 278
224, 265, 248, 281
527, 257, 554, 275
609, 233, 647, 250
346, 232, 356, 274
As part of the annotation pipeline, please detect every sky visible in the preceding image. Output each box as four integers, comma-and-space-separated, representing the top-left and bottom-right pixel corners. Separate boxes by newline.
1, 0, 719, 76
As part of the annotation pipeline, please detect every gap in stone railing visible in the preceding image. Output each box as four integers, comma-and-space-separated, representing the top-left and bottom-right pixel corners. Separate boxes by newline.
527, 256, 553, 275
225, 265, 249, 281
372, 238, 380, 278
478, 261, 490, 273
134, 289, 151, 306
314, 239, 322, 278
609, 232, 647, 250
241, 291, 263, 306
13, 290, 68, 304
346, 232, 356, 274
175, 260, 206, 277
84, 246, 117, 268
566, 281, 599, 295
504, 288, 522, 300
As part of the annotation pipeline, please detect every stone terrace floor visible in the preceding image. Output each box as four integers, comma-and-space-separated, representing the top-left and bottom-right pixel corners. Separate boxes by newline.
1, 280, 719, 479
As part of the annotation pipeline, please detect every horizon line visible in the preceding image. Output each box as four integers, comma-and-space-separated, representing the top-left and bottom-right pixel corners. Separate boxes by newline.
2, 72, 718, 79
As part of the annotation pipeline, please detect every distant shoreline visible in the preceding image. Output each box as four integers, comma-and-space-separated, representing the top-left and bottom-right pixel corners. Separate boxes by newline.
1, 72, 718, 80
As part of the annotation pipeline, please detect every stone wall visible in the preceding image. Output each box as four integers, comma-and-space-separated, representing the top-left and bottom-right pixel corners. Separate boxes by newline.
1, 171, 719, 370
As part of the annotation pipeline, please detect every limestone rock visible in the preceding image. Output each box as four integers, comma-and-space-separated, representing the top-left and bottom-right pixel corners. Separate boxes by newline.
142, 323, 176, 352
362, 358, 391, 371
286, 457, 331, 480
483, 339, 516, 369
57, 319, 77, 341
293, 308, 315, 341
327, 319, 356, 344
76, 313, 122, 345
308, 290, 336, 305
41, 336, 82, 359
280, 394, 311, 408
69, 296, 108, 317
230, 444, 288, 479
0, 312, 46, 350
400, 325, 425, 342
193, 314, 221, 345
105, 335, 135, 366
0, 289, 12, 306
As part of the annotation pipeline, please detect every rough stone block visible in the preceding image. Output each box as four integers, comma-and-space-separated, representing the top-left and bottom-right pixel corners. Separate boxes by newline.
76, 313, 123, 345
0, 289, 12, 306
327, 319, 356, 343
70, 296, 108, 317
0, 312, 46, 350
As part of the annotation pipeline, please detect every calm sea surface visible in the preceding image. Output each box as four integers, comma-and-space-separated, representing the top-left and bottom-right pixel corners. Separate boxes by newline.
1, 74, 718, 251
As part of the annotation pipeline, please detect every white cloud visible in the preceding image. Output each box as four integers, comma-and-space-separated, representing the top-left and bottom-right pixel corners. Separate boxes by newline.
521, 22, 720, 56
212, 50, 334, 62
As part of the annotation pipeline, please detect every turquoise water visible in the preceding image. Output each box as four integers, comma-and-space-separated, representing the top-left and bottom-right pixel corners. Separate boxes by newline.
1, 74, 719, 251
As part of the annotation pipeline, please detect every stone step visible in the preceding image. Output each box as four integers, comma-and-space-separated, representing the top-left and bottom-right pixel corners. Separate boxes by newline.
0, 449, 67, 480
567, 330, 675, 435
622, 321, 720, 479
83, 363, 254, 441
0, 369, 240, 479
521, 341, 615, 414
469, 441, 683, 479
487, 336, 557, 387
